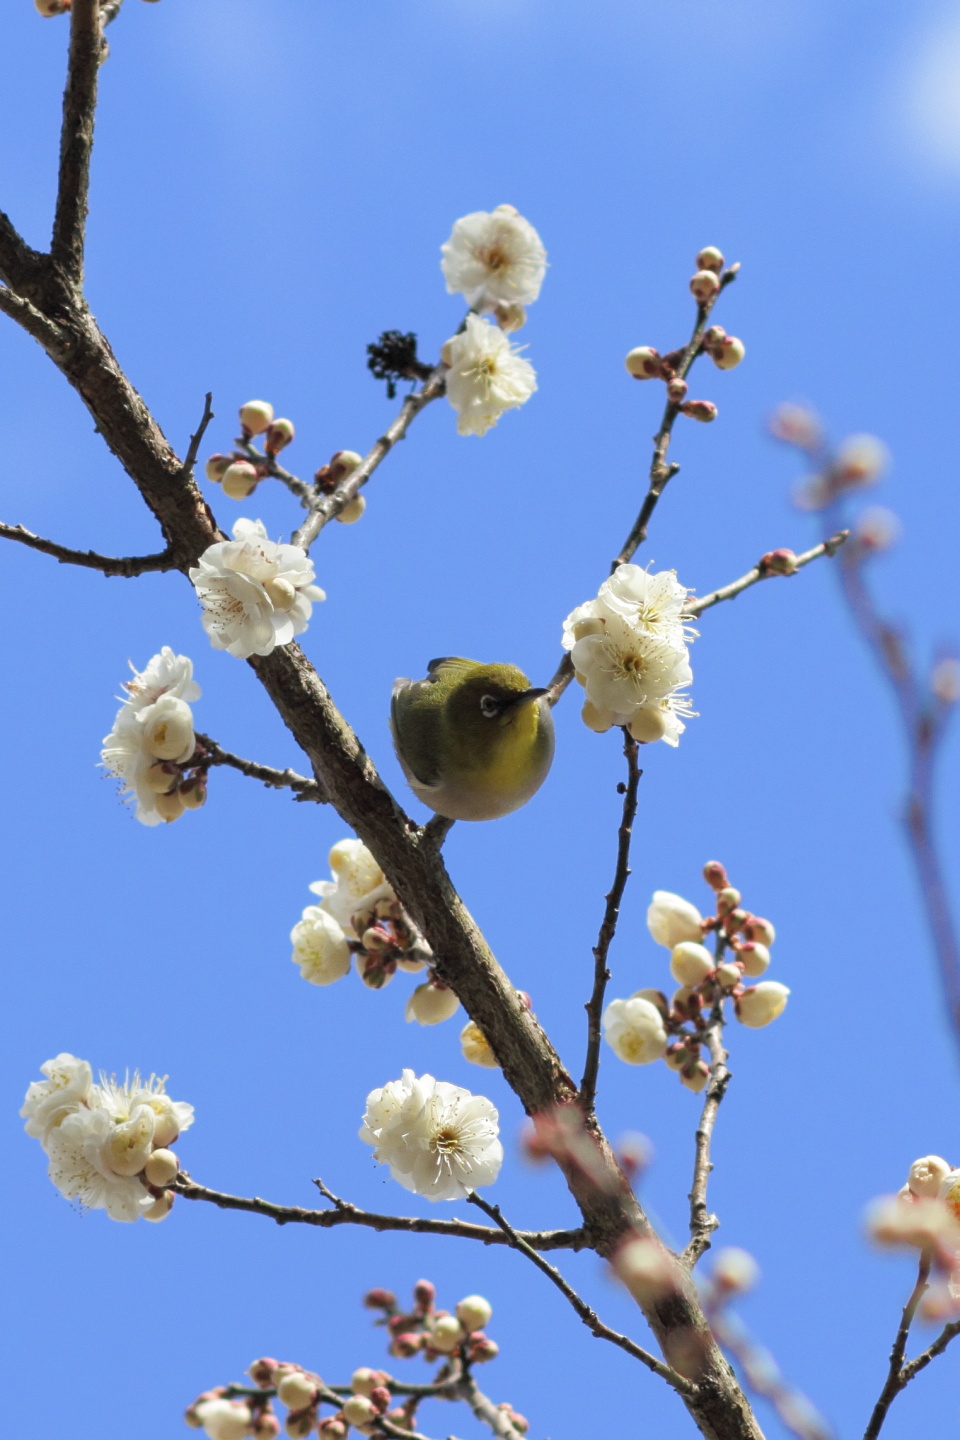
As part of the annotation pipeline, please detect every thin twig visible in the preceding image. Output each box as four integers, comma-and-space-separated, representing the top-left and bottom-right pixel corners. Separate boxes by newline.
685, 531, 849, 618
682, 1020, 731, 1268
182, 393, 216, 479
193, 733, 325, 803
898, 1315, 960, 1385
52, 0, 103, 284
862, 1253, 932, 1440
0, 522, 175, 577
292, 369, 446, 550
465, 1191, 697, 1396
236, 439, 315, 507
172, 1171, 587, 1251
456, 1374, 525, 1440
580, 731, 641, 1112
421, 815, 456, 850
100, 0, 127, 24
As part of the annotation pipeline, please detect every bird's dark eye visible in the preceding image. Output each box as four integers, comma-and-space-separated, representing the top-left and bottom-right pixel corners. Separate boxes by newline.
480, 694, 500, 719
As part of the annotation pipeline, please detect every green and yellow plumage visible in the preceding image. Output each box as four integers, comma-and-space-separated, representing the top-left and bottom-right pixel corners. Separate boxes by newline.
390, 657, 555, 821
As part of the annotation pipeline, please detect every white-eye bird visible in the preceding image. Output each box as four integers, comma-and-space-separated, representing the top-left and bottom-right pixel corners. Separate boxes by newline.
390, 658, 555, 821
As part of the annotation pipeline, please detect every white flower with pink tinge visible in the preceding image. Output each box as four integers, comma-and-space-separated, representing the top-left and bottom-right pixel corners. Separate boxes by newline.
359, 1070, 502, 1201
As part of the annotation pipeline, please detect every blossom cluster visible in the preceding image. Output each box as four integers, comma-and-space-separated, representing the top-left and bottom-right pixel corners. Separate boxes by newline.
189, 519, 324, 660
101, 648, 206, 825
20, 1052, 192, 1222
602, 862, 789, 1092
185, 1281, 518, 1440
439, 205, 544, 435
360, 1070, 502, 1201
562, 564, 696, 744
866, 1155, 960, 1321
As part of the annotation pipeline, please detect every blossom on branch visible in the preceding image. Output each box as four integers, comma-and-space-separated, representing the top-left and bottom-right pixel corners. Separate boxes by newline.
602, 996, 669, 1064
441, 315, 537, 437
101, 650, 201, 826
646, 889, 704, 947
441, 205, 547, 311
359, 1070, 503, 1200
189, 519, 325, 659
291, 906, 351, 987
309, 838, 394, 941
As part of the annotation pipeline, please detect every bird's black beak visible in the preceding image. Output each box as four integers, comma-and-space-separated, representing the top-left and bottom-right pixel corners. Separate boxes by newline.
505, 686, 548, 710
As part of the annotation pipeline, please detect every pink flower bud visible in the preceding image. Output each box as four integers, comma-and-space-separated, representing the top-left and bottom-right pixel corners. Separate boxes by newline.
702, 860, 729, 891
690, 269, 720, 302
712, 1247, 760, 1293
247, 1359, 279, 1388
351, 1370, 385, 1397
239, 400, 274, 436
277, 1372, 317, 1411
834, 433, 888, 488
265, 418, 295, 455
369, 1389, 391, 1413
508, 1414, 530, 1435
204, 454, 233, 482
389, 1333, 422, 1359
768, 403, 822, 450
741, 915, 776, 946
736, 942, 770, 978
722, 908, 748, 936
252, 1416, 281, 1440
712, 336, 745, 370
624, 346, 663, 380
667, 377, 688, 402
760, 548, 799, 576
616, 1131, 652, 1179
468, 1335, 499, 1363
493, 302, 527, 332
221, 461, 259, 501
363, 1288, 396, 1310
715, 887, 742, 915
35, 0, 70, 15
412, 1277, 435, 1311
696, 246, 725, 273
680, 399, 718, 423
933, 658, 960, 705
671, 986, 703, 1020
703, 325, 727, 350
284, 1408, 316, 1440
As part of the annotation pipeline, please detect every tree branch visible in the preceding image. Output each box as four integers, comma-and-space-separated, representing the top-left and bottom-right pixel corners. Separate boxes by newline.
192, 733, 326, 802
172, 1171, 587, 1251
0, 286, 66, 357
456, 1374, 525, 1440
182, 393, 215, 479
580, 731, 641, 1112
52, 0, 103, 285
684, 532, 849, 619
898, 1314, 960, 1385
466, 1191, 697, 1398
682, 1020, 731, 1268
862, 1254, 932, 1440
0, 522, 175, 577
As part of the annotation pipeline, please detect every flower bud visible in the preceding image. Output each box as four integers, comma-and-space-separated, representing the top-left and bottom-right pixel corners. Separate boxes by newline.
703, 324, 726, 349
143, 1147, 179, 1187
933, 658, 960, 705
835, 434, 888, 488
263, 576, 297, 611
341, 1398, 377, 1430
722, 908, 748, 936
239, 400, 274, 436
867, 1194, 957, 1250
461, 1019, 498, 1068
690, 269, 720, 302
624, 346, 663, 380
468, 1335, 499, 1363
664, 1042, 688, 1071
431, 1315, 464, 1353
702, 860, 728, 891
146, 761, 178, 794
680, 400, 718, 423
142, 1189, 175, 1222
647, 891, 703, 948
317, 1423, 346, 1440
672, 986, 702, 1019
696, 246, 724, 273
368, 1388, 391, 1413
631, 987, 670, 1019
336, 495, 366, 525
712, 336, 745, 370
277, 1373, 317, 1411
144, 709, 195, 763
680, 1059, 710, 1093
252, 1417, 281, 1440
389, 1332, 422, 1358
154, 788, 186, 823
405, 981, 459, 1026
760, 548, 799, 576
247, 1359, 279, 1389
854, 507, 900, 554
940, 1170, 960, 1224
715, 962, 741, 990
456, 1295, 493, 1334
769, 403, 822, 450
736, 942, 770, 978
712, 1247, 760, 1294
221, 461, 259, 500
363, 1288, 396, 1310
628, 706, 667, 744
909, 1155, 952, 1198
329, 450, 362, 479
265, 418, 295, 454
180, 776, 208, 810
715, 886, 742, 915
666, 377, 688, 403
581, 699, 614, 733
493, 302, 526, 332
205, 454, 232, 482
197, 1401, 252, 1440
736, 981, 790, 1028
670, 941, 714, 986
284, 1408, 315, 1440
741, 915, 776, 946
35, 0, 69, 15
413, 1278, 436, 1310
350, 1368, 386, 1397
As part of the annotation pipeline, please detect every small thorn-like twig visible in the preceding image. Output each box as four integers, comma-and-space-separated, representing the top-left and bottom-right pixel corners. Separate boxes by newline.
182, 393, 215, 478
862, 1253, 937, 1440
421, 815, 455, 849
0, 522, 175, 577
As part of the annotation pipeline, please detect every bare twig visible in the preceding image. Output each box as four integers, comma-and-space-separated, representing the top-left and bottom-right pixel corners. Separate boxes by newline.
682, 1020, 731, 1268
580, 731, 641, 1112
182, 393, 216, 479
193, 733, 325, 803
898, 1314, 960, 1385
52, 0, 103, 284
466, 1191, 697, 1396
685, 532, 849, 619
862, 1253, 933, 1440
0, 522, 175, 577
172, 1171, 587, 1252
235, 439, 315, 507
0, 287, 65, 357
456, 1374, 525, 1440
292, 369, 446, 550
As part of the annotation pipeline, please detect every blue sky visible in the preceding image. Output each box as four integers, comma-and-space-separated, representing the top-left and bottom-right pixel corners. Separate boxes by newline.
2, 1, 960, 1437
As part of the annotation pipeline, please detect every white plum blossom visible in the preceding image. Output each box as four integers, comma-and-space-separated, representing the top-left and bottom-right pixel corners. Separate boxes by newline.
101, 679, 197, 827
736, 981, 791, 1028
562, 567, 696, 745
359, 1070, 503, 1201
646, 890, 704, 948
291, 905, 352, 986
309, 837, 394, 941
441, 315, 537, 437
121, 647, 200, 711
195, 1400, 254, 1440
441, 205, 547, 311
602, 997, 669, 1065
189, 518, 325, 659
20, 1055, 193, 1222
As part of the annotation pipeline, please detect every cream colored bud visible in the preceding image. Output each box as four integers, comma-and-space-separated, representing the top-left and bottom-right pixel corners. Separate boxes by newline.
737, 942, 770, 978
405, 982, 459, 1026
680, 1060, 710, 1093
631, 987, 670, 1018
144, 710, 195, 762
146, 761, 178, 795
666, 377, 688, 403
742, 915, 776, 946
263, 576, 297, 611
629, 706, 667, 744
703, 324, 727, 349
581, 699, 615, 733
648, 891, 704, 948
493, 302, 527, 332
336, 495, 366, 525
664, 1043, 688, 1072
221, 461, 259, 500
736, 981, 790, 1028
204, 454, 232, 482
670, 941, 714, 987
239, 400, 274, 436
672, 985, 702, 1018
266, 418, 295, 454
341, 1397, 377, 1429
690, 269, 720, 302
716, 887, 742, 915
285, 1409, 316, 1440
154, 788, 186, 823
712, 336, 745, 370
696, 246, 725, 273
868, 1194, 956, 1249
179, 777, 207, 810
143, 1148, 179, 1187
327, 839, 358, 874
350, 1369, 386, 1398
624, 346, 662, 380
461, 1020, 498, 1068
456, 1295, 493, 1334
431, 1315, 464, 1353
712, 1247, 760, 1293
277, 1372, 317, 1410
680, 399, 718, 423
143, 1189, 175, 1222
35, 0, 69, 15
909, 1156, 952, 1198
715, 962, 741, 990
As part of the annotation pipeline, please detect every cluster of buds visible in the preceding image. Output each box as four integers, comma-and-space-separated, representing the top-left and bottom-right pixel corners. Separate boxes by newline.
204, 400, 297, 501
602, 863, 789, 1093
867, 1155, 960, 1320
144, 745, 208, 823
365, 1279, 501, 1368
36, 0, 161, 13
314, 450, 366, 524
623, 247, 743, 426
351, 896, 433, 991
769, 404, 891, 515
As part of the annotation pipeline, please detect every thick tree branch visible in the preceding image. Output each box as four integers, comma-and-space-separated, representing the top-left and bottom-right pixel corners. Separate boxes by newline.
685, 532, 849, 619
862, 1254, 932, 1440
193, 733, 326, 803
0, 522, 175, 577
0, 286, 65, 356
580, 731, 641, 1112
466, 1191, 697, 1397
52, 0, 103, 284
173, 1171, 587, 1252
682, 1021, 731, 1268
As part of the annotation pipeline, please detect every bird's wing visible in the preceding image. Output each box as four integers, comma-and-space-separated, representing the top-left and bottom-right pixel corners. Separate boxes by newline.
426, 656, 476, 681
390, 675, 443, 788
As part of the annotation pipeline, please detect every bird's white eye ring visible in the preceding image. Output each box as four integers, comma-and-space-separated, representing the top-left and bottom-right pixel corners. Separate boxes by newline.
480, 694, 499, 719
